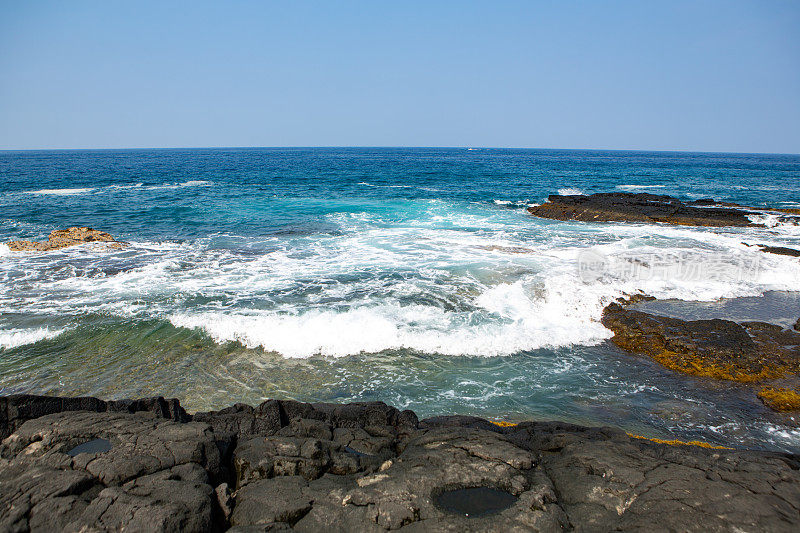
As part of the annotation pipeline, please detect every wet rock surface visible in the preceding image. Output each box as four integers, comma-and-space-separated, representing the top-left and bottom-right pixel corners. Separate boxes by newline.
1, 394, 799, 532
756, 245, 800, 258
526, 192, 795, 227
602, 301, 800, 416
602, 302, 800, 383
6, 227, 121, 252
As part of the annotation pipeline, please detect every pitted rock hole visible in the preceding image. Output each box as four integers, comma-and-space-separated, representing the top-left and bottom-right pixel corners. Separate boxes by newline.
434, 487, 518, 518
67, 438, 112, 456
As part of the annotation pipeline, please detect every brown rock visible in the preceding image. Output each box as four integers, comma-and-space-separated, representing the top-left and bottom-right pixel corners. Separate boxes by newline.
601, 302, 800, 382
7, 227, 119, 252
527, 192, 797, 227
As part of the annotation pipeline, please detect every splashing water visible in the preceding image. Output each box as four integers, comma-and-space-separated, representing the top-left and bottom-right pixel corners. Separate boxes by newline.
1, 148, 799, 451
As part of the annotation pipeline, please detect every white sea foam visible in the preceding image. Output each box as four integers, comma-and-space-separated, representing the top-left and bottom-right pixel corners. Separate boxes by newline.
24, 187, 96, 196
616, 184, 667, 191
169, 276, 613, 358
16, 181, 212, 197
2, 200, 799, 359
143, 180, 213, 190
557, 187, 584, 195
0, 327, 66, 350
106, 183, 144, 190
747, 213, 800, 235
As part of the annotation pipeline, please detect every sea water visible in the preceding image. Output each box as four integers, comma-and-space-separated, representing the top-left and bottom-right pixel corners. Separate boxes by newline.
1, 148, 799, 451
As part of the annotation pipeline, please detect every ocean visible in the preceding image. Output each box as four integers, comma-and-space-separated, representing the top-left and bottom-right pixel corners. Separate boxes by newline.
1, 147, 799, 451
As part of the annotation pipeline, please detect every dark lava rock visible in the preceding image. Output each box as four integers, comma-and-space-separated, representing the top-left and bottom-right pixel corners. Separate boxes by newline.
756, 244, 800, 258
527, 192, 766, 226
1, 395, 800, 531
506, 420, 800, 532
0, 410, 221, 532
0, 394, 189, 440
602, 302, 800, 383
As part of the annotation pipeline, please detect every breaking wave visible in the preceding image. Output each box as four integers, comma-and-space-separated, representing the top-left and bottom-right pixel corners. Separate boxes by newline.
18, 181, 212, 197
4, 200, 798, 357
0, 327, 66, 350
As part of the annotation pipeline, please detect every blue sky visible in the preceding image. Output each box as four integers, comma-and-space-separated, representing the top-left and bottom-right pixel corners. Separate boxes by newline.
1, 1, 798, 152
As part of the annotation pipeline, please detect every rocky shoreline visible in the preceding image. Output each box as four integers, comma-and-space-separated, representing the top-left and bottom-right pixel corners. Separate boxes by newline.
1, 394, 799, 532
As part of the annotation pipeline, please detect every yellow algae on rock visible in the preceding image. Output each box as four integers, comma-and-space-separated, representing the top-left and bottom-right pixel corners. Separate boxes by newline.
757, 387, 800, 412
626, 433, 731, 449
490, 420, 518, 428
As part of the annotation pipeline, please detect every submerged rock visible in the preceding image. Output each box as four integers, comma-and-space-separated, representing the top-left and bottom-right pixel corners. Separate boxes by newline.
526, 192, 794, 227
1, 394, 799, 531
601, 302, 800, 383
6, 227, 120, 251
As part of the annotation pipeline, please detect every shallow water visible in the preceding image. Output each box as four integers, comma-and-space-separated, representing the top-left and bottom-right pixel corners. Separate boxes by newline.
435, 487, 517, 517
634, 290, 800, 329
1, 148, 799, 451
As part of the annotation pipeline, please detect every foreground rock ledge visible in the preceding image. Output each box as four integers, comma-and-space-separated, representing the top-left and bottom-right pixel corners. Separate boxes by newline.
1, 395, 798, 532
527, 192, 799, 227
6, 227, 120, 252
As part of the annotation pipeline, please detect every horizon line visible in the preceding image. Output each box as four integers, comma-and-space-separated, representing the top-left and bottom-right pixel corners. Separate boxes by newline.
0, 145, 798, 157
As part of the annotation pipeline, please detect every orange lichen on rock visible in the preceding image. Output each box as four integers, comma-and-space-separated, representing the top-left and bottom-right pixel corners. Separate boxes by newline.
645, 349, 783, 383
627, 433, 732, 449
7, 227, 120, 252
490, 420, 518, 427
757, 387, 800, 412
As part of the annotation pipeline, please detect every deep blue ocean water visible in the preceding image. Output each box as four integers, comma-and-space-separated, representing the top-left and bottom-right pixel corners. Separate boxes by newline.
1, 148, 799, 451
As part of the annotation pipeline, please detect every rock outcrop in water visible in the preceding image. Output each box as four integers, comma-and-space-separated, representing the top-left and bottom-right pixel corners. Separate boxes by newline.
601, 302, 800, 383
526, 192, 794, 227
1, 394, 799, 532
6, 227, 120, 251
755, 244, 800, 258
602, 301, 800, 414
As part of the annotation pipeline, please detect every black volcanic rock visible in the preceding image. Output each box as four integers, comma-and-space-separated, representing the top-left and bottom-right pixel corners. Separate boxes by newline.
1, 394, 799, 532
0, 394, 189, 440
757, 245, 800, 258
527, 192, 764, 226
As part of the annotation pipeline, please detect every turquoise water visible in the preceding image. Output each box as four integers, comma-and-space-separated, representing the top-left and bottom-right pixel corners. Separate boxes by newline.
1, 148, 799, 451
